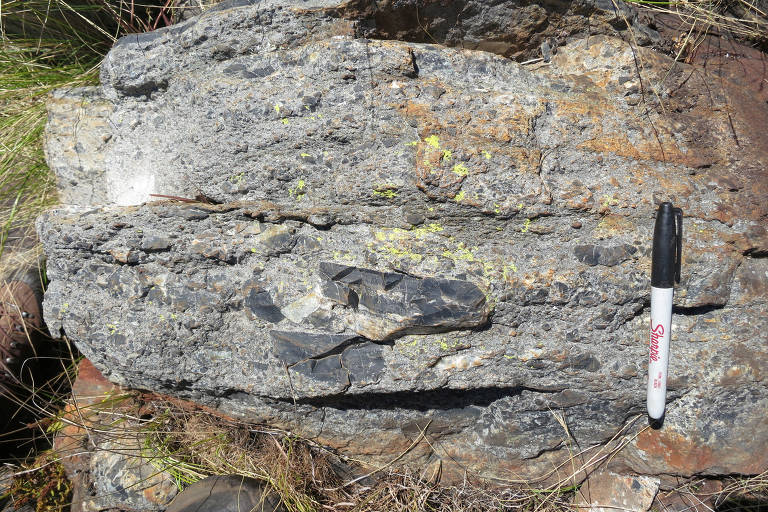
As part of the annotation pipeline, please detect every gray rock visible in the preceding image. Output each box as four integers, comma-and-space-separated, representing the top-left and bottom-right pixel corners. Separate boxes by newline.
44, 88, 112, 206
85, 440, 179, 512
165, 475, 285, 512
39, 1, 768, 485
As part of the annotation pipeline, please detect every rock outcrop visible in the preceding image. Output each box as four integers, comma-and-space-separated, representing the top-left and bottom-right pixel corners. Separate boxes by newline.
40, 0, 768, 485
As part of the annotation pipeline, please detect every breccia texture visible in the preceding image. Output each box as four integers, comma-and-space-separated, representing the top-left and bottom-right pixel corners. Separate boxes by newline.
40, 0, 768, 484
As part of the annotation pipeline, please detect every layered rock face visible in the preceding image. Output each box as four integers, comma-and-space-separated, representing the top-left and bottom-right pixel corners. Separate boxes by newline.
40, 0, 768, 484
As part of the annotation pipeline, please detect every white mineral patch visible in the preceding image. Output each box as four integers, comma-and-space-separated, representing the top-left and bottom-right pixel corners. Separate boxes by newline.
436, 354, 483, 371
108, 170, 156, 206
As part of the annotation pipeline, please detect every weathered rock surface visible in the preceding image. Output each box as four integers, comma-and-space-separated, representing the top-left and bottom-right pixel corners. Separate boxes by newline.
573, 471, 660, 512
40, 0, 768, 485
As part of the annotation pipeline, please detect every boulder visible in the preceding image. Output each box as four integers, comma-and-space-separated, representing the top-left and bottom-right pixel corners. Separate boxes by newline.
39, 0, 768, 485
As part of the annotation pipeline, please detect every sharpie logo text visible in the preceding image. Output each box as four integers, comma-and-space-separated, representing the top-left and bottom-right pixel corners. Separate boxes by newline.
649, 323, 665, 362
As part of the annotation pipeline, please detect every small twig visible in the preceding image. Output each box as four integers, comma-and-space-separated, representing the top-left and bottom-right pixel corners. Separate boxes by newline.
148, 193, 198, 203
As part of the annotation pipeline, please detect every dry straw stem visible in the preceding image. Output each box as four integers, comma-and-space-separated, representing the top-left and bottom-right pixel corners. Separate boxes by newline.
38, 392, 579, 511
628, 0, 768, 43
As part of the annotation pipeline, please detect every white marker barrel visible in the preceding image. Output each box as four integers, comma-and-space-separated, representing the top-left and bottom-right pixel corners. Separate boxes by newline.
647, 286, 673, 419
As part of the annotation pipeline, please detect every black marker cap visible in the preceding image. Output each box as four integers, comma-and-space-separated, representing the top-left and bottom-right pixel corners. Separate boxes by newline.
651, 202, 682, 288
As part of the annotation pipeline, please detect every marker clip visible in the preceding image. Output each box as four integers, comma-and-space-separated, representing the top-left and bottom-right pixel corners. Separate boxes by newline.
674, 208, 683, 284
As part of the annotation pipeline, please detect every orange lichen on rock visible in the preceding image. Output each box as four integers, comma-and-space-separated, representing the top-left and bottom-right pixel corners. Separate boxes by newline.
635, 430, 716, 473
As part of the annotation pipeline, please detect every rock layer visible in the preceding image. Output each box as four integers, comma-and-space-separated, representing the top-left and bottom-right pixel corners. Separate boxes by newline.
40, 0, 768, 484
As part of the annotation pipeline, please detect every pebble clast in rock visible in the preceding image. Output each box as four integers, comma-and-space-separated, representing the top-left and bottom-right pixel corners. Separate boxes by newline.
270, 328, 390, 394
318, 262, 489, 340
271, 261, 489, 395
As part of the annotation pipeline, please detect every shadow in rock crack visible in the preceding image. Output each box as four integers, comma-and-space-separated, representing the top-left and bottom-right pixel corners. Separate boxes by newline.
280, 385, 564, 412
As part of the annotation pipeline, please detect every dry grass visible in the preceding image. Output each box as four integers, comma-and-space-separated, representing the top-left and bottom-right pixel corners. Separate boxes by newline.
8, 388, 768, 512
629, 0, 768, 45
20, 391, 581, 512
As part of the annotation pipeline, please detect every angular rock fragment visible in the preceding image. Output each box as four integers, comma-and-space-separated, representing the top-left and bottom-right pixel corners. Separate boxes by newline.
245, 288, 284, 323
289, 355, 350, 395
319, 262, 489, 340
270, 331, 360, 365
573, 243, 637, 267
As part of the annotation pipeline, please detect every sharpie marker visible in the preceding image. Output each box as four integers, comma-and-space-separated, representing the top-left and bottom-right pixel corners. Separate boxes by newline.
647, 202, 682, 426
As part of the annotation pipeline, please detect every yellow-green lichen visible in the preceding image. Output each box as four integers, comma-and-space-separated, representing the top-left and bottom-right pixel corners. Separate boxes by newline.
521, 218, 531, 233
452, 163, 469, 177
289, 179, 306, 201
442, 150, 452, 161
372, 184, 399, 199
435, 336, 469, 352
600, 194, 619, 208
424, 135, 440, 148
454, 190, 465, 202
502, 263, 518, 280
482, 150, 492, 160
413, 223, 443, 235
383, 246, 423, 262
333, 250, 355, 261
373, 189, 398, 199
370, 225, 447, 265
442, 243, 476, 262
